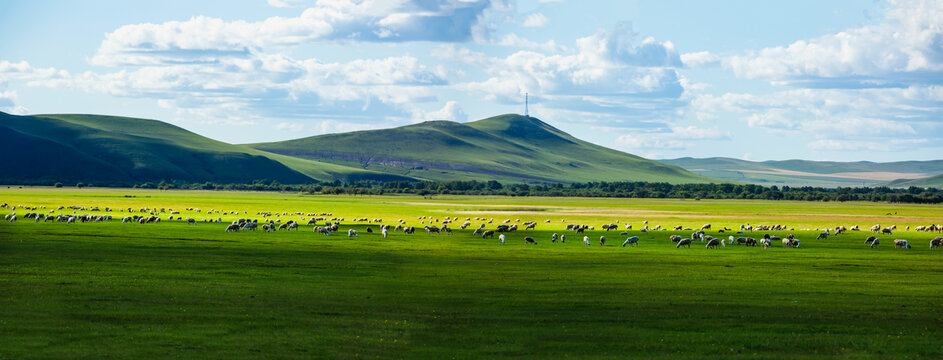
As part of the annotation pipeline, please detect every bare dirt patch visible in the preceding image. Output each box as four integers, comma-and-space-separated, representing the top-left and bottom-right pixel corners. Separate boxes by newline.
732, 168, 928, 181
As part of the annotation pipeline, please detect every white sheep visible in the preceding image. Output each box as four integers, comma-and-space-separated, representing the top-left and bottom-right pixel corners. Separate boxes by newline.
499, 234, 505, 244
622, 236, 639, 247
348, 229, 358, 238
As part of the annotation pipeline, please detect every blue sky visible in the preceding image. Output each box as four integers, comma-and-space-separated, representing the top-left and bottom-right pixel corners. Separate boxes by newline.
1, 0, 941, 161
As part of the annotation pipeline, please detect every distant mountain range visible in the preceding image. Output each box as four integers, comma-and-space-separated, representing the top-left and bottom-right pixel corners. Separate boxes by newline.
0, 111, 710, 185
660, 157, 943, 187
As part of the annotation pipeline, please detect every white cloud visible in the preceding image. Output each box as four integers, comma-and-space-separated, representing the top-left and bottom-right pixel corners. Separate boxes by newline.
417, 100, 467, 122
268, 0, 305, 8
494, 33, 565, 52
681, 51, 720, 68
724, 0, 943, 86
522, 13, 548, 28
275, 122, 305, 132
0, 90, 28, 115
614, 125, 728, 152
92, 0, 501, 66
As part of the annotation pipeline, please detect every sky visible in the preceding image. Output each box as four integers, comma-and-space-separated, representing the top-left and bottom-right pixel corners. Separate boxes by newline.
1, 0, 941, 162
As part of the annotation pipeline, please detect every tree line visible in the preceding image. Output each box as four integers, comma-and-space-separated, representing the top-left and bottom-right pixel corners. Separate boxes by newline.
91, 179, 943, 204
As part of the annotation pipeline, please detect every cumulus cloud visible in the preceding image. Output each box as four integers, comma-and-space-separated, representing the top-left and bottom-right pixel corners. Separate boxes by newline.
725, 0, 943, 87
522, 13, 548, 28
92, 0, 502, 66
681, 51, 720, 68
615, 125, 729, 152
275, 122, 305, 132
450, 22, 685, 115
268, 0, 305, 8
417, 100, 467, 122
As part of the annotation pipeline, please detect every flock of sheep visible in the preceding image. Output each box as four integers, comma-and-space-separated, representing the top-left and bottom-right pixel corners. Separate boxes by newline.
3, 203, 943, 250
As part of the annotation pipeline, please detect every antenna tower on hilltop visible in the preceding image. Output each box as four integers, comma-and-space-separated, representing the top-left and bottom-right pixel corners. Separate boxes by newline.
524, 92, 529, 117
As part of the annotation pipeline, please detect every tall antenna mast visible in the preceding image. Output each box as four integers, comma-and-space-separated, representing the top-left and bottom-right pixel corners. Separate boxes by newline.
525, 92, 529, 117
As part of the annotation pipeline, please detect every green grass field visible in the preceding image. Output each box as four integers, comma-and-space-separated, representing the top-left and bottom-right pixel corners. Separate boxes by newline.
2, 188, 942, 359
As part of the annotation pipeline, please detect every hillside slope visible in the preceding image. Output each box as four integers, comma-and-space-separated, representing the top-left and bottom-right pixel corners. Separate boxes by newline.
0, 112, 408, 184
250, 114, 713, 184
662, 157, 943, 187
884, 174, 943, 188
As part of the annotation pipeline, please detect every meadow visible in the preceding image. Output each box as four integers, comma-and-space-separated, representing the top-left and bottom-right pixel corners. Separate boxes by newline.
1, 187, 942, 359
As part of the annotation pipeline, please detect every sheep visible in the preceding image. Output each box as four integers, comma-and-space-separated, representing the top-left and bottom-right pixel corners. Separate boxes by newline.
381, 228, 388, 238
706, 238, 723, 249
482, 230, 495, 239
622, 236, 639, 247
870, 224, 881, 233
599, 236, 607, 246
551, 233, 558, 243
701, 224, 711, 230
759, 239, 771, 248
669, 235, 682, 243
865, 236, 877, 245
870, 238, 881, 248
499, 234, 505, 244
930, 237, 943, 249
815, 232, 828, 240
583, 236, 591, 246
893, 239, 911, 249
676, 238, 692, 248
225, 224, 240, 232
525, 236, 537, 245
881, 227, 893, 235
348, 229, 358, 238
745, 237, 757, 247
560, 234, 566, 243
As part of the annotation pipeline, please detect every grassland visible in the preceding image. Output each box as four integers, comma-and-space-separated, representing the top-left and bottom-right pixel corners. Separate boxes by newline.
250, 114, 712, 184
2, 188, 943, 359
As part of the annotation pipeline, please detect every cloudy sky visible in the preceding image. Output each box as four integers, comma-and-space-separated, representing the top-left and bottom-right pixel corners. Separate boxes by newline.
1, 0, 941, 161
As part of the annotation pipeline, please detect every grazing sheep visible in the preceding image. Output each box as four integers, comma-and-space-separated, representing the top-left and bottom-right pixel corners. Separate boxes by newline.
930, 237, 943, 249
745, 237, 757, 247
583, 236, 591, 246
870, 224, 881, 233
382, 228, 388, 238
560, 234, 566, 243
525, 236, 537, 245
759, 239, 771, 248
816, 232, 828, 240
865, 236, 877, 244
482, 230, 495, 239
551, 233, 558, 242
676, 238, 692, 248
348, 229, 358, 238
893, 239, 911, 249
225, 224, 240, 232
706, 238, 722, 249
622, 236, 639, 247
701, 224, 711, 230
870, 238, 881, 248
882, 227, 893, 235
600, 236, 606, 246
499, 234, 505, 244
669, 235, 683, 243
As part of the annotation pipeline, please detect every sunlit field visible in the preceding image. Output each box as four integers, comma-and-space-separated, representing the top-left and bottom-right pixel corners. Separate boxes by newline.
2, 187, 942, 359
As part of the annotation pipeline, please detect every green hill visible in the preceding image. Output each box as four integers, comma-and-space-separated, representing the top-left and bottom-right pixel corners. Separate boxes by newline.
884, 174, 943, 188
0, 112, 409, 185
661, 157, 943, 187
249, 114, 712, 184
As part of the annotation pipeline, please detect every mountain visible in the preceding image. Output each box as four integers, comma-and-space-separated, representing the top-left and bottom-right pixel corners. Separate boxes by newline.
661, 157, 943, 187
884, 174, 943, 188
249, 114, 713, 184
0, 112, 410, 185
